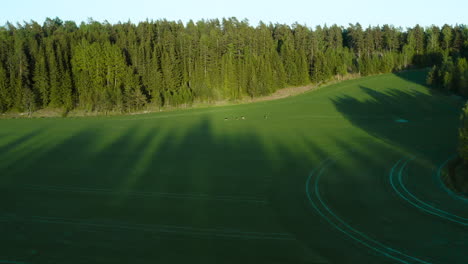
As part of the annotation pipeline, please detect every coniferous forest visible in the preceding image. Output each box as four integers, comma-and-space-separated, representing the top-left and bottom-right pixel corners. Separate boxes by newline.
0, 18, 467, 114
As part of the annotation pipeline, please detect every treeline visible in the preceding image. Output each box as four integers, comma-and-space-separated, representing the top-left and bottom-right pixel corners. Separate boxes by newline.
427, 56, 468, 95
420, 25, 468, 166
452, 101, 468, 192
460, 106, 468, 162
427, 48, 468, 166
0, 18, 467, 114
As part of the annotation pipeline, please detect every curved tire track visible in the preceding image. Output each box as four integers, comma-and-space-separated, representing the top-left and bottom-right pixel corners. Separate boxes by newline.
305, 152, 467, 264
389, 157, 468, 225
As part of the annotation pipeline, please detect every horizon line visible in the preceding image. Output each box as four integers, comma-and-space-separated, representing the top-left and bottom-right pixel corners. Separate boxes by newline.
1, 17, 466, 30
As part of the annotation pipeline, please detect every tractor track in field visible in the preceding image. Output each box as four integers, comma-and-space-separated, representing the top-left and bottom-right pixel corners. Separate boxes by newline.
0, 213, 295, 241
389, 157, 468, 225
1, 185, 291, 243
433, 156, 468, 203
18, 184, 268, 204
305, 151, 468, 264
306, 153, 434, 264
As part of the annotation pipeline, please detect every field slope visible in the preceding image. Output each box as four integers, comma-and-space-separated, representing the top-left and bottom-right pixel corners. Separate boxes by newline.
1, 70, 467, 264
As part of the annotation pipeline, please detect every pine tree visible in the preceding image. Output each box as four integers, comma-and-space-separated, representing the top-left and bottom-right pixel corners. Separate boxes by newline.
72, 40, 93, 111
33, 48, 49, 107
46, 39, 62, 107
22, 87, 36, 116
459, 104, 468, 163
346, 23, 364, 58
456, 58, 468, 95
0, 65, 11, 112
12, 36, 32, 110
402, 29, 416, 67
426, 26, 441, 52
442, 25, 453, 53
221, 43, 237, 99
143, 48, 163, 108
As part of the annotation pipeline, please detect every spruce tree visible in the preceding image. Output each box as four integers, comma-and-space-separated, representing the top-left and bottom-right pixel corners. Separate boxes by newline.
0, 65, 11, 112
33, 50, 49, 107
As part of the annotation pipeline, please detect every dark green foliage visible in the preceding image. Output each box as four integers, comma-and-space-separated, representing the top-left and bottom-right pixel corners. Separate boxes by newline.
426, 31, 468, 172
0, 65, 12, 112
427, 57, 468, 95
0, 19, 467, 113
21, 87, 36, 116
460, 104, 468, 163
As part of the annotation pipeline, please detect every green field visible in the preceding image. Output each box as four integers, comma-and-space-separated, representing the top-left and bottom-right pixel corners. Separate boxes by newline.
1, 70, 467, 264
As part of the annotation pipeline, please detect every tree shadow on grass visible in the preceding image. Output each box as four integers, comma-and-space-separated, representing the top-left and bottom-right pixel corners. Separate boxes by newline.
0, 129, 44, 158
1, 70, 465, 264
330, 70, 468, 208
326, 70, 468, 263
0, 116, 331, 263
331, 77, 463, 163
1, 109, 417, 264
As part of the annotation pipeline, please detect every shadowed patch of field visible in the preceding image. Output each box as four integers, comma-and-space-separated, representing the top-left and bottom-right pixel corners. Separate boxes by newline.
0, 70, 465, 264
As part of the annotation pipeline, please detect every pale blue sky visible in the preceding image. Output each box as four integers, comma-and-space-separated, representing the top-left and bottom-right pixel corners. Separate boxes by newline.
2, 0, 467, 28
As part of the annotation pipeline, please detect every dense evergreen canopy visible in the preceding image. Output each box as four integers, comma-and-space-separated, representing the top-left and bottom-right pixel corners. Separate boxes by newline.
0, 18, 467, 114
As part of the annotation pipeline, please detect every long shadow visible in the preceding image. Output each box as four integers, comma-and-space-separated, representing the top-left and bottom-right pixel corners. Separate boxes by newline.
331, 70, 466, 205
1, 112, 423, 264
1, 71, 465, 264
0, 116, 336, 264
0, 130, 42, 154
332, 77, 463, 162
327, 71, 468, 263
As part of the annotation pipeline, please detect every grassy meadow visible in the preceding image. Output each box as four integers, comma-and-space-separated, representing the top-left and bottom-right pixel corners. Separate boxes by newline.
1, 70, 467, 264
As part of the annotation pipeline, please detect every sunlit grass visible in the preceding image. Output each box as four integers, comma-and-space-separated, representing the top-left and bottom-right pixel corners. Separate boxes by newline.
0, 70, 465, 264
